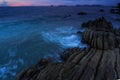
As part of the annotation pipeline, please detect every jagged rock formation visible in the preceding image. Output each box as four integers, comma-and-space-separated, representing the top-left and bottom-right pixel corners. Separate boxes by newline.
17, 17, 120, 80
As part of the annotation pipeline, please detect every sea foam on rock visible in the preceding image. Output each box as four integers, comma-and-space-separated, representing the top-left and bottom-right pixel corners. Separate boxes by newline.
17, 17, 120, 80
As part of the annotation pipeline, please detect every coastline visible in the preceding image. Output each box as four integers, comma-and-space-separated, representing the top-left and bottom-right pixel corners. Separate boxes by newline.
17, 17, 120, 80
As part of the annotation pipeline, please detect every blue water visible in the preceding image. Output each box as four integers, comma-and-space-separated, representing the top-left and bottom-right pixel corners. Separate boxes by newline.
0, 6, 120, 80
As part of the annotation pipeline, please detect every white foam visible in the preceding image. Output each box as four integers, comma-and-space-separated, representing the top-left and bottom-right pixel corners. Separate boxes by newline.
0, 51, 24, 80
41, 26, 82, 48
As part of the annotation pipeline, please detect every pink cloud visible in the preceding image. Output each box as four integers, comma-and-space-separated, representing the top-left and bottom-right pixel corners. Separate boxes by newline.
9, 2, 32, 6
8, 1, 61, 6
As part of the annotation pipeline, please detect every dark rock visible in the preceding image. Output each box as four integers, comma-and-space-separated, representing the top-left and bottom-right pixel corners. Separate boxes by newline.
35, 58, 50, 69
17, 67, 40, 80
110, 9, 116, 14
110, 3, 120, 14
61, 47, 81, 61
115, 18, 120, 22
76, 31, 83, 35
77, 12, 87, 15
81, 17, 114, 32
99, 9, 104, 12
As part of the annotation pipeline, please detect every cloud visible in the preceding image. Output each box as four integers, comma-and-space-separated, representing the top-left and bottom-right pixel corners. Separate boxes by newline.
0, 0, 120, 6
9, 2, 32, 6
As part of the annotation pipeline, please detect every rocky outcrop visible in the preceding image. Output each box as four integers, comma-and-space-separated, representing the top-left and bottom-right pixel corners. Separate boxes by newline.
17, 17, 120, 80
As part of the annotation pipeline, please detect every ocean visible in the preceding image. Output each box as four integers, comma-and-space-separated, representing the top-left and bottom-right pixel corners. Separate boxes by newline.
0, 6, 120, 80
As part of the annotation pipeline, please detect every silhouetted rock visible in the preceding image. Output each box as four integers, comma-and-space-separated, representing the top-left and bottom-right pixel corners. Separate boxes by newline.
117, 3, 120, 12
81, 17, 114, 32
77, 12, 87, 15
115, 18, 120, 22
99, 9, 104, 12
17, 17, 120, 80
110, 3, 120, 14
76, 31, 83, 35
110, 9, 118, 14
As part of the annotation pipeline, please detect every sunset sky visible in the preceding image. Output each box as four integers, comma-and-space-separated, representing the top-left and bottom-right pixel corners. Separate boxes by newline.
0, 0, 120, 6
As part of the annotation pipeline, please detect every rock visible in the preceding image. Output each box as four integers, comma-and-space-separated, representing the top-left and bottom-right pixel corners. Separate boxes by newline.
35, 58, 50, 69
77, 12, 87, 15
110, 3, 120, 15
17, 67, 40, 80
81, 17, 114, 32
60, 48, 81, 61
99, 9, 104, 12
76, 31, 83, 35
115, 18, 120, 22
17, 17, 120, 80
110, 9, 116, 14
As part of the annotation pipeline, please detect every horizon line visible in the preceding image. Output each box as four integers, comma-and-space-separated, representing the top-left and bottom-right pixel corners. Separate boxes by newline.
0, 5, 115, 7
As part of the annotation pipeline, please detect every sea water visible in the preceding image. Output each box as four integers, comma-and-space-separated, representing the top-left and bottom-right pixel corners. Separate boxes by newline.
0, 6, 120, 80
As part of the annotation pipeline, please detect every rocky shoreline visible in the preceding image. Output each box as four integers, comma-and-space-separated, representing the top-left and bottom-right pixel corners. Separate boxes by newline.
17, 17, 120, 80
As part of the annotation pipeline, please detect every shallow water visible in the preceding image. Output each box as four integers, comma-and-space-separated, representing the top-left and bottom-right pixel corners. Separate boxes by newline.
0, 6, 120, 80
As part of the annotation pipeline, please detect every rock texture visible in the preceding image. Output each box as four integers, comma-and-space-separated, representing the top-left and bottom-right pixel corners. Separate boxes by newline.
17, 17, 120, 80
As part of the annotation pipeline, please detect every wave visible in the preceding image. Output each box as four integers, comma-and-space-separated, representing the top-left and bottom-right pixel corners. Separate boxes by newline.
0, 48, 24, 80
41, 26, 86, 48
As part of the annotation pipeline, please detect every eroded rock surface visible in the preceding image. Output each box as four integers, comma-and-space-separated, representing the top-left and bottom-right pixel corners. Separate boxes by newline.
17, 17, 120, 80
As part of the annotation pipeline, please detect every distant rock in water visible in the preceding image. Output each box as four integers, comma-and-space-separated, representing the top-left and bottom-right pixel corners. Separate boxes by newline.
99, 9, 104, 12
17, 17, 120, 80
110, 3, 120, 15
77, 12, 87, 15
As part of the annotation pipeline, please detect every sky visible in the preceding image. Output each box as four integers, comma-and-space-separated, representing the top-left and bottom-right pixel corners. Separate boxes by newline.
0, 0, 120, 6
